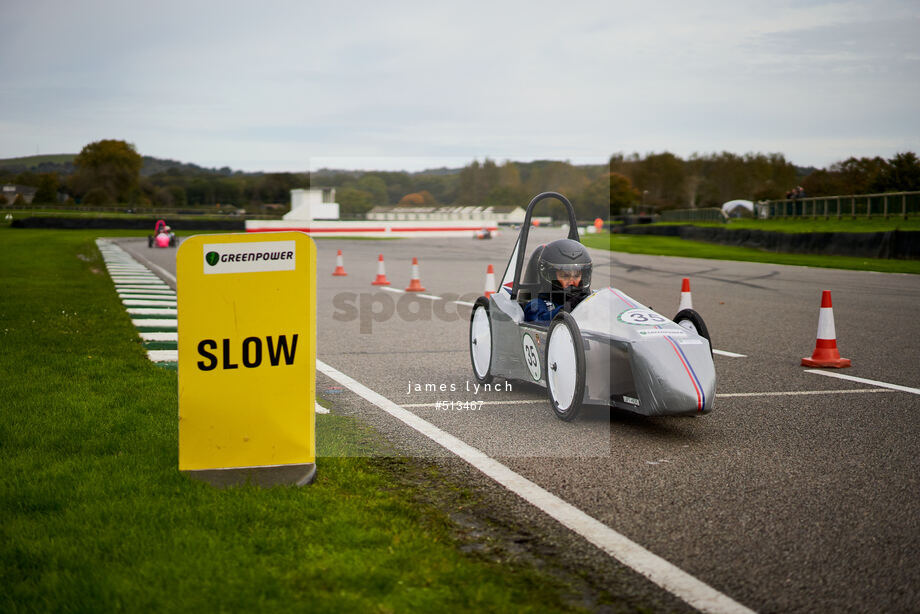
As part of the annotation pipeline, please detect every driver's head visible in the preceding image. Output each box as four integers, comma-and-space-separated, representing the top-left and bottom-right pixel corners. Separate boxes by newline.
555, 269, 582, 289
538, 238, 592, 296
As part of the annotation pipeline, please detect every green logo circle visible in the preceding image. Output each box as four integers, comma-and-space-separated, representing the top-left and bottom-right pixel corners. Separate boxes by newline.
205, 251, 219, 266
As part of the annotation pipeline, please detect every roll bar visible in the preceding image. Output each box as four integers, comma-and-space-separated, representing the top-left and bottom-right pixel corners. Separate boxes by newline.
510, 192, 580, 300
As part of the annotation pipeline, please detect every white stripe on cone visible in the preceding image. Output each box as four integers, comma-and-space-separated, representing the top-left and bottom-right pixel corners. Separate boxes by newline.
816, 307, 836, 340
678, 278, 693, 311
372, 254, 391, 285
333, 250, 347, 276
406, 257, 425, 291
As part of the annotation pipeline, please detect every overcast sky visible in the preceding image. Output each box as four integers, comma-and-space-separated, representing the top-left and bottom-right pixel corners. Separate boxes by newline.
1, 0, 918, 172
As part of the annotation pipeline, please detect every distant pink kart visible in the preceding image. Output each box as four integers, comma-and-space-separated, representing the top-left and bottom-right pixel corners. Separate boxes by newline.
148, 220, 176, 248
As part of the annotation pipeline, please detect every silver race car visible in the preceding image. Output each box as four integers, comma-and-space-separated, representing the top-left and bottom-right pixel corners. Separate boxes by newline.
469, 192, 716, 421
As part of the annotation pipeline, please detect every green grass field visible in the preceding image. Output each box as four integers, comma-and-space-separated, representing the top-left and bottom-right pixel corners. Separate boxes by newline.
653, 217, 920, 233
581, 232, 920, 274
0, 228, 606, 612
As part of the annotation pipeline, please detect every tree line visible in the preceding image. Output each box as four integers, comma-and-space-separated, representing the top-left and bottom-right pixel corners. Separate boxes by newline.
2, 140, 918, 217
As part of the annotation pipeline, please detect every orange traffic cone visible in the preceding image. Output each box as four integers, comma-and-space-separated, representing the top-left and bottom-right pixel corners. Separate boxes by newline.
332, 250, 347, 276
802, 290, 851, 368
405, 257, 426, 292
484, 264, 496, 297
678, 278, 693, 311
371, 254, 391, 286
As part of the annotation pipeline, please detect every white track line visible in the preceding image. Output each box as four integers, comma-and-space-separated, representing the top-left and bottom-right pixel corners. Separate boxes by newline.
120, 294, 177, 300
147, 349, 178, 362
127, 252, 178, 288
123, 299, 178, 307
378, 287, 442, 301
116, 287, 174, 293
717, 389, 894, 398
713, 349, 746, 358
454, 300, 476, 307
127, 307, 178, 316
140, 332, 178, 342
804, 370, 920, 395
132, 319, 177, 328
402, 390, 895, 406
402, 399, 546, 408
316, 358, 754, 614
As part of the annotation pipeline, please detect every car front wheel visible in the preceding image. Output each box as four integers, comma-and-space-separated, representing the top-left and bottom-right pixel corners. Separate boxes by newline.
673, 308, 712, 355
545, 312, 586, 421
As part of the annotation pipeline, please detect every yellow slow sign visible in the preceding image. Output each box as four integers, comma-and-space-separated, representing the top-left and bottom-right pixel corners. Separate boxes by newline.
177, 232, 316, 472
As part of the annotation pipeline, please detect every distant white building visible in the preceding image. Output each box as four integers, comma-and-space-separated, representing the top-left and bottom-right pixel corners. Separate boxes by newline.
284, 188, 340, 221
366, 205, 526, 223
2, 184, 37, 204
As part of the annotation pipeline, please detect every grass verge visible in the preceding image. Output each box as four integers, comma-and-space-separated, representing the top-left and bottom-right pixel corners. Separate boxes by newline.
582, 232, 920, 274
0, 227, 600, 612
649, 216, 920, 233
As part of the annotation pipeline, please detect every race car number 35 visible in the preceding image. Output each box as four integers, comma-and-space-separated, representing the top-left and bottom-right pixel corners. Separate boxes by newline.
522, 333, 541, 381
618, 308, 668, 326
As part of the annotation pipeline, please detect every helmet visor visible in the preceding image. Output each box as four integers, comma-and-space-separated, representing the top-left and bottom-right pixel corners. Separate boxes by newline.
540, 261, 592, 288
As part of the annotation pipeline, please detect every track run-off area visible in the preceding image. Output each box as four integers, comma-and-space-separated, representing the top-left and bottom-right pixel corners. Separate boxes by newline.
112, 229, 920, 613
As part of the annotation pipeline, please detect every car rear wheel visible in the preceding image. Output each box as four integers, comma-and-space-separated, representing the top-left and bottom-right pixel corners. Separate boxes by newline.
469, 297, 494, 384
673, 308, 712, 355
546, 312, 586, 421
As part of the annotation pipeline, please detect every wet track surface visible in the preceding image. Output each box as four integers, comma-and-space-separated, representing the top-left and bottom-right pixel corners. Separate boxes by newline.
121, 230, 920, 613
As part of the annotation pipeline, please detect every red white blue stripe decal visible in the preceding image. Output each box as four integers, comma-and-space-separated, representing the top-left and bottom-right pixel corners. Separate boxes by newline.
610, 287, 704, 411
663, 335, 705, 411
609, 287, 636, 307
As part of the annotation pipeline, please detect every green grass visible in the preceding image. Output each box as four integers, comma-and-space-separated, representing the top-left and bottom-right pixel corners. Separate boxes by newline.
652, 216, 920, 233
582, 232, 920, 274
4, 209, 248, 221
0, 228, 598, 612
0, 153, 75, 168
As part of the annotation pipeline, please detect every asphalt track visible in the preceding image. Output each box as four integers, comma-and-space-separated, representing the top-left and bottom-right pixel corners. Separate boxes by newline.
121, 230, 920, 613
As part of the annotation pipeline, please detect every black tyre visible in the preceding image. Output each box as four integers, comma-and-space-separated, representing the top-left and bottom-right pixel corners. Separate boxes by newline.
673, 308, 712, 355
469, 297, 494, 384
545, 312, 586, 421
148, 235, 153, 248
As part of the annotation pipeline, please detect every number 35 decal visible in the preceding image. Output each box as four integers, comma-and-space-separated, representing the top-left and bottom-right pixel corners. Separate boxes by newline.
617, 308, 668, 326
522, 333, 541, 381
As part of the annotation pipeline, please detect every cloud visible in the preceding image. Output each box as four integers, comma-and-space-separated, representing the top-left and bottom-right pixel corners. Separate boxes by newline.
1, 0, 917, 170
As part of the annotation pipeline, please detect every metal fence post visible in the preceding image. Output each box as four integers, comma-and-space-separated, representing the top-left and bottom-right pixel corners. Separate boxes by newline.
837, 196, 841, 219
867, 196, 871, 219
851, 197, 855, 219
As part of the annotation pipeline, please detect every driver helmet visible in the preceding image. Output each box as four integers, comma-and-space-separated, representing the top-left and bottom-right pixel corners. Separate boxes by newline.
164, 225, 171, 232
537, 238, 592, 297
